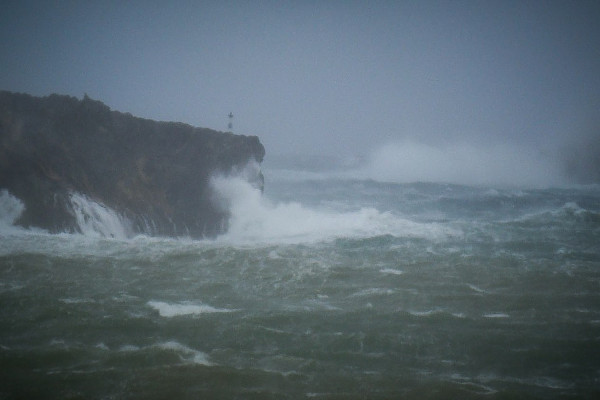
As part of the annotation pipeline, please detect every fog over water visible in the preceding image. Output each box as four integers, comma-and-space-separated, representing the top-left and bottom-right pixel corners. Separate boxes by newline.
1, 0, 599, 185
359, 141, 567, 187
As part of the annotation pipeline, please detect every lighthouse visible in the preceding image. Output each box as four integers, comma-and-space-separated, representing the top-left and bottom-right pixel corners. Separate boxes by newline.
228, 112, 233, 132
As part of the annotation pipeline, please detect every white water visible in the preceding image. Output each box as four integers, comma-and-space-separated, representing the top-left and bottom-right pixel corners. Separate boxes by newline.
69, 192, 131, 239
147, 301, 238, 317
1, 158, 588, 247
114, 341, 212, 366
210, 174, 458, 244
155, 341, 213, 366
0, 190, 132, 239
0, 189, 25, 229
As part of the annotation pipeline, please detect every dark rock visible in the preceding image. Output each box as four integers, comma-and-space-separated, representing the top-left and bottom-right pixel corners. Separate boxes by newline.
0, 91, 265, 237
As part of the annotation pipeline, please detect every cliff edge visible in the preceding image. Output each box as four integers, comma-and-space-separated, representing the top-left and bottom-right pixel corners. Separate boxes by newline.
0, 91, 265, 238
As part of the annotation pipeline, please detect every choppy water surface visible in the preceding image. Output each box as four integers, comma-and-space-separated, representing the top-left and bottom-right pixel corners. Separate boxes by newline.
1, 175, 599, 399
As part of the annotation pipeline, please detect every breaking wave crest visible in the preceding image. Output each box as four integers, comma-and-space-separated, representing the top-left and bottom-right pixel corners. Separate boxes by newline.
0, 189, 25, 230
148, 301, 237, 317
510, 201, 600, 226
115, 341, 212, 366
210, 174, 458, 244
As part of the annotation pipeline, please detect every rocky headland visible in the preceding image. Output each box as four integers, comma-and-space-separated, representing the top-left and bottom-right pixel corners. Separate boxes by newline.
0, 91, 265, 238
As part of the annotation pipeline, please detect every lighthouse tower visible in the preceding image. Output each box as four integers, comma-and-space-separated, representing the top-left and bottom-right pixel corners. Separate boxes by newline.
227, 112, 233, 132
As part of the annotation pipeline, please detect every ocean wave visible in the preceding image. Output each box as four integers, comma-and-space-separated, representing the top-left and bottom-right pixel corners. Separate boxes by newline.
59, 298, 96, 304
483, 313, 510, 319
155, 341, 212, 366
404, 309, 466, 319
210, 175, 459, 244
147, 300, 238, 317
379, 268, 404, 275
507, 202, 600, 226
350, 288, 396, 297
466, 284, 486, 293
115, 341, 212, 366
477, 373, 574, 391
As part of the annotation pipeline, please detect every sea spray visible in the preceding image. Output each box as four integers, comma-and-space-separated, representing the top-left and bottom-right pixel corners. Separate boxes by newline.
69, 192, 132, 239
357, 141, 567, 187
0, 189, 24, 228
210, 172, 459, 244
147, 301, 238, 317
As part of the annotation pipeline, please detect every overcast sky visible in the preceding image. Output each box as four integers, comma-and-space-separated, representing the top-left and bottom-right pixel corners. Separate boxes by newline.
1, 0, 599, 183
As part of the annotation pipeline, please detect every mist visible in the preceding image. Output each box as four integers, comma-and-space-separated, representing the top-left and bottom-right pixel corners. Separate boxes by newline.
358, 141, 567, 187
266, 140, 571, 188
1, 1, 599, 185
561, 128, 600, 184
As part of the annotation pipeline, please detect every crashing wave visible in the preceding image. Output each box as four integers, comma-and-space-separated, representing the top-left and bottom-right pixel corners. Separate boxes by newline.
210, 170, 460, 245
69, 192, 132, 239
0, 189, 25, 229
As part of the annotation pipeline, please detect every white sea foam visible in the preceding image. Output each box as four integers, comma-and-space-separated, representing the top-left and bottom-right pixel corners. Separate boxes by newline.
559, 201, 589, 216
509, 201, 598, 226
210, 172, 458, 244
155, 341, 212, 366
408, 309, 444, 317
115, 341, 212, 366
380, 268, 404, 275
59, 298, 96, 304
350, 288, 396, 297
406, 309, 466, 319
0, 189, 25, 229
69, 192, 131, 239
466, 284, 486, 293
479, 373, 573, 390
446, 374, 498, 395
483, 313, 510, 318
304, 299, 342, 311
148, 300, 237, 317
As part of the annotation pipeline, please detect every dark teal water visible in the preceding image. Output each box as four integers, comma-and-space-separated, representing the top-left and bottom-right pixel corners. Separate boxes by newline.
1, 177, 599, 399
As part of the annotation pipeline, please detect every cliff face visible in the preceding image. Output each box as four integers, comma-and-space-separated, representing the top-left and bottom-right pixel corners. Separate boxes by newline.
0, 91, 265, 237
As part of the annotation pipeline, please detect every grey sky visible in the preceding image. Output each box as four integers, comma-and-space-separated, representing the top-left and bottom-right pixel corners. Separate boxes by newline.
1, 1, 599, 173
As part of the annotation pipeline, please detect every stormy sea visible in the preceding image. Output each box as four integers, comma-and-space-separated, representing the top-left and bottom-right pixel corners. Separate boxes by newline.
1, 163, 600, 399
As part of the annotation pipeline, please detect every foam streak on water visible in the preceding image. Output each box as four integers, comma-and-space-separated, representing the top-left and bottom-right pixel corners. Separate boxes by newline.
147, 300, 237, 317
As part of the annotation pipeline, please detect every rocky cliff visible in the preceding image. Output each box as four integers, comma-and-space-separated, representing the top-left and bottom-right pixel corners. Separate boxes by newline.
0, 91, 265, 238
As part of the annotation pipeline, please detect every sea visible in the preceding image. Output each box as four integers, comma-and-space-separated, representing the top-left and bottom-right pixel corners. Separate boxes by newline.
1, 161, 600, 399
